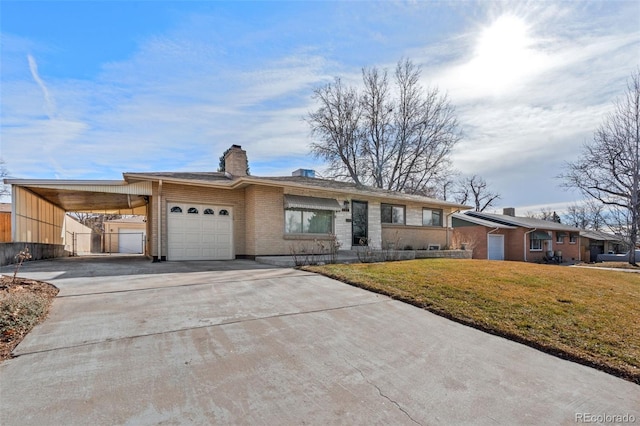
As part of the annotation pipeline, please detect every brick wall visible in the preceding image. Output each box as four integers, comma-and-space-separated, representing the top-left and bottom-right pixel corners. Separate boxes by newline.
452, 226, 489, 259
245, 185, 284, 256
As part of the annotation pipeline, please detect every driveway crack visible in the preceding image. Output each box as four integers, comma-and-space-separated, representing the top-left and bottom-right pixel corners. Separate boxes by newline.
344, 357, 423, 426
11, 299, 391, 358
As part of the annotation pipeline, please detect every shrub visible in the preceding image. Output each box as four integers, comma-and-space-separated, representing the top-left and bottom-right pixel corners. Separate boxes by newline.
0, 292, 47, 340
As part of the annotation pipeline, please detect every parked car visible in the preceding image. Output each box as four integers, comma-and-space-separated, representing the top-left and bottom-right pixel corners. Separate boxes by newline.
596, 250, 640, 262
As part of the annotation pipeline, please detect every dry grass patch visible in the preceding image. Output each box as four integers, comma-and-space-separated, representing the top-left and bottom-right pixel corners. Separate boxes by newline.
305, 259, 640, 383
0, 276, 59, 361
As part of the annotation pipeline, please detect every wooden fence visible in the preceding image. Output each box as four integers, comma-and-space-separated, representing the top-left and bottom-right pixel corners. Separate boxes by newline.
0, 213, 10, 243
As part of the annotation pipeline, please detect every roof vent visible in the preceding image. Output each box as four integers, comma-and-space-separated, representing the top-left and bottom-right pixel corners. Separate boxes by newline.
292, 169, 316, 178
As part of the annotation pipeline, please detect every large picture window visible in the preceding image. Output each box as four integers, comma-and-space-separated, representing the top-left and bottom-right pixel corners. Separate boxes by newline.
285, 210, 333, 234
423, 208, 443, 227
381, 204, 405, 224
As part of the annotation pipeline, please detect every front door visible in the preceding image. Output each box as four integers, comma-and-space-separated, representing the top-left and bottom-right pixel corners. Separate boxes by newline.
352, 200, 368, 246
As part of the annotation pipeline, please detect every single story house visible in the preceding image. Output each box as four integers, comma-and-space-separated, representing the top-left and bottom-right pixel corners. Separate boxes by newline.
452, 208, 583, 262
5, 145, 469, 261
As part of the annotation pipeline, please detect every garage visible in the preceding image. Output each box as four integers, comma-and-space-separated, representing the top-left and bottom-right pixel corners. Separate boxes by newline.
167, 203, 233, 260
488, 234, 505, 260
118, 230, 145, 254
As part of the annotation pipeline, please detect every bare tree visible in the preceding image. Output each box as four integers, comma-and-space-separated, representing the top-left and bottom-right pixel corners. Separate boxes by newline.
563, 201, 606, 230
1, 159, 10, 198
68, 212, 122, 232
308, 77, 364, 184
526, 208, 561, 223
561, 69, 640, 265
453, 175, 500, 211
308, 59, 461, 195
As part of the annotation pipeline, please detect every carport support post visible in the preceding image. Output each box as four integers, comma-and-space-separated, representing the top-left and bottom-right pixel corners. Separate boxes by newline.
156, 179, 163, 262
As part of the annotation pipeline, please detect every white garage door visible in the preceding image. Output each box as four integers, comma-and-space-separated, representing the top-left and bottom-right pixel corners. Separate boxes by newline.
488, 234, 505, 260
118, 230, 145, 254
167, 203, 233, 261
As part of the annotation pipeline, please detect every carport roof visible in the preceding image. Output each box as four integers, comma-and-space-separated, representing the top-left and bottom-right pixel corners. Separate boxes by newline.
4, 179, 151, 213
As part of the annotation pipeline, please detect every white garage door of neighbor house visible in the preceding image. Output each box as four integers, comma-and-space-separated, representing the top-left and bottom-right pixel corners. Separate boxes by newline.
118, 230, 145, 254
167, 203, 233, 261
488, 234, 505, 260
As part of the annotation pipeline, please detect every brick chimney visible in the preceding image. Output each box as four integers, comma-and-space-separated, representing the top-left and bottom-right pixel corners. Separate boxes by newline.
224, 145, 248, 177
503, 207, 516, 216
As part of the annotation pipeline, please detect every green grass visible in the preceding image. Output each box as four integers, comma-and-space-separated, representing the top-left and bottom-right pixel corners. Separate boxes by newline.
304, 259, 640, 383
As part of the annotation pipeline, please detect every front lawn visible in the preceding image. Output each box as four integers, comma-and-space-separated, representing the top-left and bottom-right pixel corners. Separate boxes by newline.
304, 259, 640, 383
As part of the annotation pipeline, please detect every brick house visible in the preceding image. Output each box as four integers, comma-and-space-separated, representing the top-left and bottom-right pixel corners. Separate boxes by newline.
452, 209, 583, 262
5, 145, 468, 261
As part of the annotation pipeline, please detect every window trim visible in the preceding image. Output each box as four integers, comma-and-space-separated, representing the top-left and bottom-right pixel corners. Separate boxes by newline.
569, 233, 577, 244
381, 203, 406, 225
422, 208, 443, 227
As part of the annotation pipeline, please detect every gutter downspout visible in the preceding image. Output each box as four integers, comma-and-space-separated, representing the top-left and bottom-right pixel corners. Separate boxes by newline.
524, 228, 537, 262
157, 179, 163, 262
578, 233, 582, 262
445, 209, 461, 248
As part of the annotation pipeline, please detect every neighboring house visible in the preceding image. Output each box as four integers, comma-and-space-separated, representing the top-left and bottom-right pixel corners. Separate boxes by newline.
452, 208, 583, 262
580, 229, 625, 263
103, 216, 147, 254
0, 203, 11, 242
4, 145, 468, 261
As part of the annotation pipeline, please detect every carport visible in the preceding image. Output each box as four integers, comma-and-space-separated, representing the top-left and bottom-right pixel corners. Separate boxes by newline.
3, 179, 151, 259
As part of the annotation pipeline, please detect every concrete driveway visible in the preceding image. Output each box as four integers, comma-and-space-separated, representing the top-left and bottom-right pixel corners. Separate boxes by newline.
1, 256, 638, 425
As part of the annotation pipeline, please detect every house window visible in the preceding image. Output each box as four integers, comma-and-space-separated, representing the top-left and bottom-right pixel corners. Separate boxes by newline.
187, 207, 199, 214
285, 210, 333, 234
530, 239, 543, 251
203, 208, 214, 215
556, 233, 565, 244
423, 208, 443, 227
170, 206, 182, 213
569, 233, 577, 243
219, 209, 229, 216
381, 204, 405, 224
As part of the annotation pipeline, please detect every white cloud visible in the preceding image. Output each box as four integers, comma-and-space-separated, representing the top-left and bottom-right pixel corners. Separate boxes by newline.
1, 1, 639, 209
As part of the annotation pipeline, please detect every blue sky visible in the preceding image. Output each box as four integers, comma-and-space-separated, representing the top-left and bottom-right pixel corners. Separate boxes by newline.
1, 1, 639, 213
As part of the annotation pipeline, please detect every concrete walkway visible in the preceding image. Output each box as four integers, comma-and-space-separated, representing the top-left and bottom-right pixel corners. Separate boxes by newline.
1, 256, 638, 425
